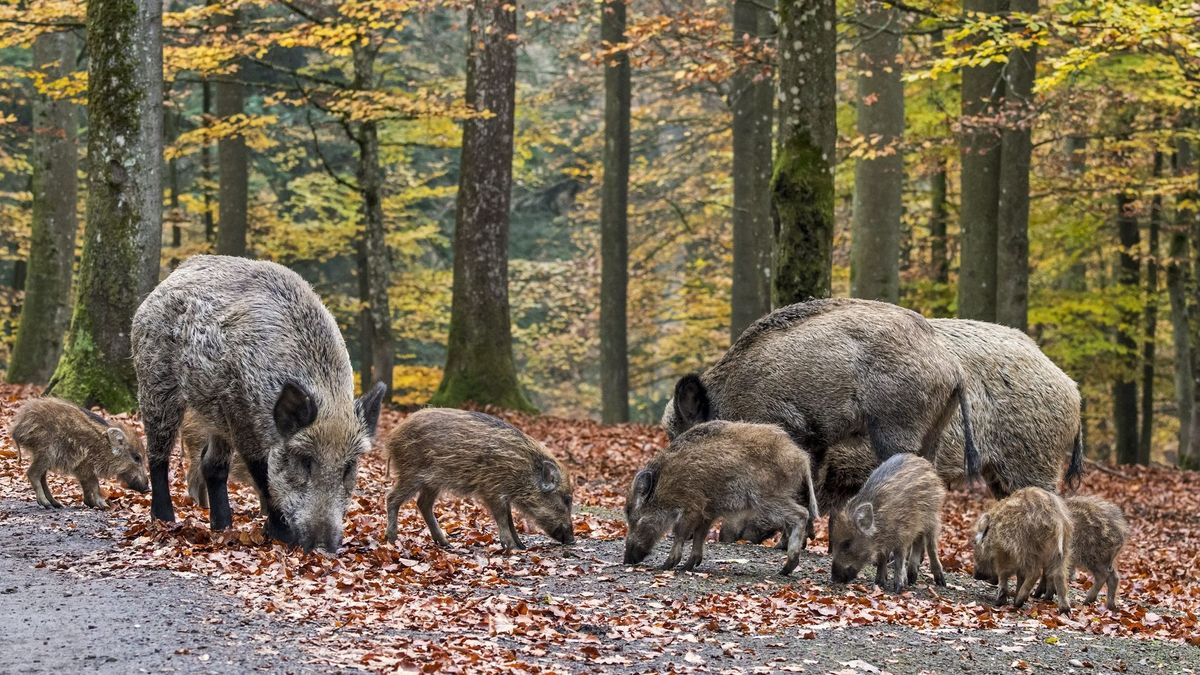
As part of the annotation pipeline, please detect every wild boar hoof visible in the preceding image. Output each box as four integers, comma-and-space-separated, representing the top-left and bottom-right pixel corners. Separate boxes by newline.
934, 574, 946, 587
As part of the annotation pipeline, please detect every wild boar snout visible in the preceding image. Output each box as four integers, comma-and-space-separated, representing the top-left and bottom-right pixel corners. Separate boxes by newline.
831, 561, 860, 583
120, 470, 150, 494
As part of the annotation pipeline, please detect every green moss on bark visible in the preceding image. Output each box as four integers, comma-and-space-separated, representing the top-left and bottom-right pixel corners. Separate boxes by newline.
771, 133, 834, 307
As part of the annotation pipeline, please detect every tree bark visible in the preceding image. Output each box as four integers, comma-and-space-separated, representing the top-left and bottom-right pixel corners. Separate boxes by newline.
957, 0, 1006, 322
600, 0, 630, 423
772, 0, 836, 306
202, 80, 215, 242
850, 0, 903, 303
1168, 139, 1195, 462
431, 0, 532, 411
352, 40, 394, 399
1188, 153, 1200, 467
215, 7, 249, 257
995, 0, 1036, 331
8, 31, 79, 385
730, 0, 774, 339
1138, 150, 1163, 464
927, 31, 949, 289
50, 0, 162, 411
1113, 191, 1140, 465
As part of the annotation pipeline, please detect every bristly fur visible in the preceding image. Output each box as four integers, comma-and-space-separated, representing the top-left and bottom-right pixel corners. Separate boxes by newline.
973, 487, 1073, 615
180, 410, 258, 510
384, 408, 575, 550
1048, 495, 1128, 610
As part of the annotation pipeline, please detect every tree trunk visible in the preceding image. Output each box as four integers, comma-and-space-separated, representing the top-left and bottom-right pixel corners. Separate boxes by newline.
957, 0, 1006, 322
995, 0, 1036, 331
1113, 191, 1140, 465
1138, 150, 1163, 464
202, 80, 215, 242
166, 110, 182, 250
850, 0, 903, 303
927, 31, 949, 290
431, 0, 532, 411
771, 0, 836, 306
1168, 139, 1194, 462
1188, 156, 1200, 467
50, 0, 162, 411
730, 0, 774, 339
215, 7, 249, 257
352, 40, 394, 399
600, 0, 630, 423
8, 31, 79, 385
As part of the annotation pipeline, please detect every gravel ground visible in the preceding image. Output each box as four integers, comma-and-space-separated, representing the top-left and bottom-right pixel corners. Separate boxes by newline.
1, 500, 1197, 674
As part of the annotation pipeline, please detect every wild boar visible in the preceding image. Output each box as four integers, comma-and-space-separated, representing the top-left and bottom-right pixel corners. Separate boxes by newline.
132, 255, 386, 552
180, 411, 259, 510
1037, 495, 1128, 610
10, 397, 149, 509
384, 408, 574, 550
661, 299, 981, 482
829, 454, 946, 591
623, 421, 817, 575
972, 487, 1073, 614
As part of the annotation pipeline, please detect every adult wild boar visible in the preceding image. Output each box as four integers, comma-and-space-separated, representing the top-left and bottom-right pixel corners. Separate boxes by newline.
662, 299, 980, 480
10, 397, 149, 509
384, 408, 575, 550
132, 255, 386, 552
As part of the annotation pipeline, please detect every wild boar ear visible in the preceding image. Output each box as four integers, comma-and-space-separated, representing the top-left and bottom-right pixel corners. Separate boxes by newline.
975, 515, 990, 544
633, 469, 657, 501
853, 502, 876, 536
673, 374, 712, 427
105, 427, 126, 454
355, 381, 387, 438
274, 381, 318, 437
538, 460, 561, 493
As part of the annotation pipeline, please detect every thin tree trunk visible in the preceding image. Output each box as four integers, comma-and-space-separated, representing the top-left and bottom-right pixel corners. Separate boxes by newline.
167, 110, 182, 249
50, 0, 162, 410
1113, 191, 1140, 465
730, 0, 773, 339
202, 80, 215, 242
215, 7, 248, 256
431, 0, 532, 411
1188, 157, 1200, 467
957, 0, 1006, 322
600, 0, 630, 423
352, 40, 393, 399
1057, 136, 1089, 292
1168, 138, 1194, 461
1139, 150, 1163, 464
927, 31, 949, 291
850, 0, 903, 303
996, 0, 1036, 331
8, 31, 78, 385
772, 0, 836, 306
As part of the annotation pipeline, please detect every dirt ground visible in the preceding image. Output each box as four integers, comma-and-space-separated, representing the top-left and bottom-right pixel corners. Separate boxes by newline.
1, 498, 1196, 674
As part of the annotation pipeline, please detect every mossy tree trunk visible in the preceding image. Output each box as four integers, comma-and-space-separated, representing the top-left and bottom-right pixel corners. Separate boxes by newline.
50, 0, 162, 411
730, 0, 774, 339
1113, 190, 1140, 465
771, 0, 836, 306
1168, 137, 1195, 463
8, 31, 79, 385
431, 0, 533, 412
957, 0, 1006, 322
215, 6, 248, 257
600, 0, 630, 423
352, 38, 394, 400
849, 0, 903, 303
996, 0, 1036, 331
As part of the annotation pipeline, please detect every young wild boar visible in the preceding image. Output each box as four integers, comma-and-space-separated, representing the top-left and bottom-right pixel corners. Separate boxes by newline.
132, 255, 387, 552
180, 411, 258, 510
384, 408, 574, 550
1037, 495, 1128, 610
661, 299, 981, 482
10, 397, 149, 509
829, 454, 946, 591
624, 421, 817, 575
973, 487, 1073, 614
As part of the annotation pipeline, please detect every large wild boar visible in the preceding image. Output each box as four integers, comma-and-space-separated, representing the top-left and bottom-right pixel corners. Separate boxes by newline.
623, 421, 817, 575
132, 255, 386, 552
10, 397, 149, 508
661, 299, 980, 480
384, 408, 574, 550
973, 487, 1073, 614
180, 411, 259, 510
829, 454, 946, 591
1037, 495, 1128, 610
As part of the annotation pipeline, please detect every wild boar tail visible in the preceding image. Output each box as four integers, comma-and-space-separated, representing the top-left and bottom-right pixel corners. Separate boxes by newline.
1064, 427, 1084, 493
805, 465, 819, 520
956, 383, 982, 481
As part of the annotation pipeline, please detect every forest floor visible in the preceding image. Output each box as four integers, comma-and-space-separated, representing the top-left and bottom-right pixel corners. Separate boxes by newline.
1, 385, 1198, 674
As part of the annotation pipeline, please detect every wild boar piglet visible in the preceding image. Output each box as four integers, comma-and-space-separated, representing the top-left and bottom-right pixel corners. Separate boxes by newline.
829, 453, 946, 592
973, 487, 1073, 614
1037, 495, 1128, 610
10, 397, 149, 509
623, 421, 817, 575
181, 411, 259, 510
384, 408, 574, 550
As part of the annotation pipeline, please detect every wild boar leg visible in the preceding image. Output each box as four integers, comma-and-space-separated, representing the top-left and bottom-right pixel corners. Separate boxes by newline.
1049, 567, 1071, 614
143, 397, 184, 523
487, 500, 525, 551
75, 466, 108, 509
416, 487, 450, 547
925, 529, 945, 586
1082, 568, 1102, 604
890, 546, 908, 593
186, 445, 210, 509
995, 574, 1010, 606
680, 520, 714, 572
27, 454, 58, 508
660, 520, 691, 570
873, 552, 889, 588
384, 478, 421, 543
1013, 572, 1040, 608
1033, 573, 1049, 599
1104, 569, 1119, 610
201, 435, 235, 530
906, 536, 923, 585
242, 455, 290, 543
780, 504, 809, 575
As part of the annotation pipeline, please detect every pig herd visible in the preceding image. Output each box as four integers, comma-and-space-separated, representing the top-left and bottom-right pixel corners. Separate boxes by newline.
7, 255, 1129, 616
